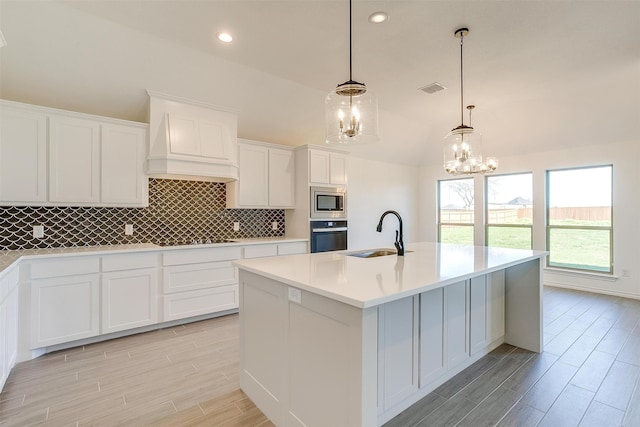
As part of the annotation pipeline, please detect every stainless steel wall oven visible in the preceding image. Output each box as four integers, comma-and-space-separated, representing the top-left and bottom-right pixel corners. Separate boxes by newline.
310, 220, 347, 253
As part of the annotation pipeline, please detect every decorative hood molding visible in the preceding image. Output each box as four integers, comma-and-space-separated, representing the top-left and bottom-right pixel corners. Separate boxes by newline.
146, 90, 239, 182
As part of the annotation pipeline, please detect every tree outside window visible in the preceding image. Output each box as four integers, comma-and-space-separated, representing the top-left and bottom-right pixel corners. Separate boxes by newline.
438, 178, 474, 245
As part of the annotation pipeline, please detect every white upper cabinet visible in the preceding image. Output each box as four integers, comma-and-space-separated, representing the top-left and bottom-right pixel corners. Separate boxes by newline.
268, 147, 295, 207
101, 124, 147, 206
0, 104, 47, 203
147, 91, 238, 181
49, 116, 100, 204
308, 148, 347, 186
0, 99, 148, 207
227, 139, 295, 209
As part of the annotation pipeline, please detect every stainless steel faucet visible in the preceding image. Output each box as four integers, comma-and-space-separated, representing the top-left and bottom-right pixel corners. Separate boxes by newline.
376, 210, 404, 256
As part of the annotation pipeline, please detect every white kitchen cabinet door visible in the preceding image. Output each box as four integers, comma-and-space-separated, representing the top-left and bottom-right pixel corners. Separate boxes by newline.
445, 280, 469, 369
469, 275, 488, 355
30, 274, 100, 348
238, 143, 269, 207
101, 123, 147, 206
309, 149, 347, 186
0, 105, 47, 204
0, 301, 6, 390
49, 116, 100, 204
419, 288, 445, 387
329, 153, 347, 185
309, 150, 330, 185
102, 268, 158, 334
268, 148, 295, 207
378, 295, 419, 412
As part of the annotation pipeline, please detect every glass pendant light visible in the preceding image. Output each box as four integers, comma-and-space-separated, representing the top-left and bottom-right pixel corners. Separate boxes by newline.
443, 28, 497, 174
325, 0, 379, 144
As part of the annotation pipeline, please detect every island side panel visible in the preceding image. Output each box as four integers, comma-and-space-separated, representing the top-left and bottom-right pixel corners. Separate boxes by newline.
504, 257, 543, 352
239, 271, 287, 425
239, 269, 378, 427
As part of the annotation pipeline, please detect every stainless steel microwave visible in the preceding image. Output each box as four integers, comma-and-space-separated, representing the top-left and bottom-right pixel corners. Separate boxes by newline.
310, 186, 347, 219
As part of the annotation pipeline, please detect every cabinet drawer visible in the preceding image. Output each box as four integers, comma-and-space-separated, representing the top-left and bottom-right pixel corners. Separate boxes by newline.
163, 246, 242, 266
163, 261, 237, 294
30, 257, 100, 279
243, 244, 278, 259
277, 242, 308, 256
162, 285, 238, 322
102, 253, 158, 272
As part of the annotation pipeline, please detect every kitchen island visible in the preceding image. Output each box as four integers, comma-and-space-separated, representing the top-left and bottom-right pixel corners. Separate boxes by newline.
234, 242, 546, 427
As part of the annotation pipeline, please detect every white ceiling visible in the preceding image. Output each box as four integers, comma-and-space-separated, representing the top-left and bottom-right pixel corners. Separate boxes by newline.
0, 0, 638, 166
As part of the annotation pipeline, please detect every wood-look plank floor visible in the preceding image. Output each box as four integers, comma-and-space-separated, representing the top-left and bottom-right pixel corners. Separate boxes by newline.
1, 286, 639, 426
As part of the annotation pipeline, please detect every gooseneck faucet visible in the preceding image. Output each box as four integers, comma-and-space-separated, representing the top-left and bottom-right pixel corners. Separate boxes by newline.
376, 210, 405, 256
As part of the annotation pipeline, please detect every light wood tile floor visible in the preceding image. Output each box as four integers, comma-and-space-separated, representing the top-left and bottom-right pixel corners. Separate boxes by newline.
1, 286, 639, 426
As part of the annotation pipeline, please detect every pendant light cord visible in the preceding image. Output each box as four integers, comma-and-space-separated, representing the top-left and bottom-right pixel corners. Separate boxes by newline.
460, 32, 464, 126
349, 0, 353, 81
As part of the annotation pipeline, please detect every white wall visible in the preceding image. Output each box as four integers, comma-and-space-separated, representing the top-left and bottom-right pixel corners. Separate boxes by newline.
419, 140, 640, 299
347, 157, 419, 251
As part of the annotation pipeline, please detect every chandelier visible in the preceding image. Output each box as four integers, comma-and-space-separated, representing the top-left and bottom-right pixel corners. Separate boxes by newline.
444, 28, 497, 174
325, 0, 379, 144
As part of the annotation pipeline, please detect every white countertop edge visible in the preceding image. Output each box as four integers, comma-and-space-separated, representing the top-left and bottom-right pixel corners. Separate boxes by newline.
235, 252, 546, 309
0, 238, 308, 276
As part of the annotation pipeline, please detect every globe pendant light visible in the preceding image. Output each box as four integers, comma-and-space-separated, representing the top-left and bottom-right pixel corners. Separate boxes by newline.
443, 28, 497, 174
325, 0, 379, 144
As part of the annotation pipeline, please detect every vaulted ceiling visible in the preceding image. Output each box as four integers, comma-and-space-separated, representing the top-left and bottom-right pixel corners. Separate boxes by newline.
1, 1, 638, 166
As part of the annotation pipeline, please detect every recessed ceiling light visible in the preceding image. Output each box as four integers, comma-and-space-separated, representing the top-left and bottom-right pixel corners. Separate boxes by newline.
368, 12, 389, 24
217, 32, 233, 43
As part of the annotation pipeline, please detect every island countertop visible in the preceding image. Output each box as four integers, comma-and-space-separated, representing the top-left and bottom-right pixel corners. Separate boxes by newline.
234, 241, 547, 308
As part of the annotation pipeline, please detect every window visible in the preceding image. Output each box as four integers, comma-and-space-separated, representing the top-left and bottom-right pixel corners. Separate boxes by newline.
486, 173, 533, 249
546, 166, 612, 273
438, 178, 474, 245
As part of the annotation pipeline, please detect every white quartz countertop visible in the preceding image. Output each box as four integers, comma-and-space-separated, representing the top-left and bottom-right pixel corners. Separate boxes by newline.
0, 238, 308, 275
234, 241, 547, 308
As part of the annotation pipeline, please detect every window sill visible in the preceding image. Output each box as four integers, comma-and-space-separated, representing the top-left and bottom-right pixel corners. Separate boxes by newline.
543, 267, 619, 282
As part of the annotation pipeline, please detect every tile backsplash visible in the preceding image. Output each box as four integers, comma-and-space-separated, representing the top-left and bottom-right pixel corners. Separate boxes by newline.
0, 178, 285, 250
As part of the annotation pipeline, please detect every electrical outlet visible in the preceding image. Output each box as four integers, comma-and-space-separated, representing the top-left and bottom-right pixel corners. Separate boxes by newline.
288, 287, 302, 304
233, 222, 240, 231
125, 224, 134, 236
272, 221, 278, 231
33, 225, 44, 239
622, 269, 630, 277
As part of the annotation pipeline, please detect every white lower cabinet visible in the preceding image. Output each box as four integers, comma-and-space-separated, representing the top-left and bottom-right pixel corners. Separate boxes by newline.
161, 247, 242, 322
102, 269, 158, 334
101, 253, 159, 334
30, 274, 100, 348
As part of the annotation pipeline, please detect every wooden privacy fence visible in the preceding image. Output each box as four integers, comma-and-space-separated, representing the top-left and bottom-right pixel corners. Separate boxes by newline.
442, 207, 610, 224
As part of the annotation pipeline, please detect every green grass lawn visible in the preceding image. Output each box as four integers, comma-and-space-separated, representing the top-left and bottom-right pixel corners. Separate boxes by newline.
440, 221, 611, 272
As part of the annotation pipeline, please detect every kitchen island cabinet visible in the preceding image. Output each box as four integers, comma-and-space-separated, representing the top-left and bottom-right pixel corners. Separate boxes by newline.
235, 242, 545, 426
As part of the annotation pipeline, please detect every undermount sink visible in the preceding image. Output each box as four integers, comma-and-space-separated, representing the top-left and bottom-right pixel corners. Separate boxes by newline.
346, 248, 412, 258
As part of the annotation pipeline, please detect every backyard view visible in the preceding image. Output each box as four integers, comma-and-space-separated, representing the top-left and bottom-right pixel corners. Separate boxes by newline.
438, 166, 612, 273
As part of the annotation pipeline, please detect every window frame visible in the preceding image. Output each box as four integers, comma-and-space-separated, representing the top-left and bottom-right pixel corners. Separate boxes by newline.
437, 177, 475, 244
545, 165, 613, 274
484, 172, 534, 250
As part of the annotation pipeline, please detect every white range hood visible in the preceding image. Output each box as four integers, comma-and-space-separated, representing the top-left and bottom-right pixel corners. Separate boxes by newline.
146, 90, 239, 182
